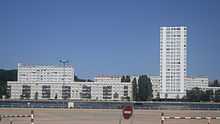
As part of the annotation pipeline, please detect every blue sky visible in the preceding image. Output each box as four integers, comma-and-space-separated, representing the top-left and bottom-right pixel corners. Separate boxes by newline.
0, 0, 220, 79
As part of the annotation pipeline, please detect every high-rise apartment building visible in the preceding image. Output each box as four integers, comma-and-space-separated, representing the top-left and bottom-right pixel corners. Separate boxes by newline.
160, 26, 187, 99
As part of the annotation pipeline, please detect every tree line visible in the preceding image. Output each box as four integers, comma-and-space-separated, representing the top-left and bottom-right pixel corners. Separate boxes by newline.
121, 75, 131, 82
132, 75, 153, 101
0, 69, 17, 98
74, 75, 94, 82
186, 87, 220, 102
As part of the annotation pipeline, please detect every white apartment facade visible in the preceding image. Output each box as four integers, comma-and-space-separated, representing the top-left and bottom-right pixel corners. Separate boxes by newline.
160, 26, 187, 99
149, 75, 209, 99
7, 64, 132, 101
185, 76, 209, 90
149, 76, 160, 99
8, 63, 75, 99
17, 63, 74, 83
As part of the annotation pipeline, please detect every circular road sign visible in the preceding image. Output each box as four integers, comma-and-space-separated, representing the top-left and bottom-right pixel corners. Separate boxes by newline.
122, 105, 133, 120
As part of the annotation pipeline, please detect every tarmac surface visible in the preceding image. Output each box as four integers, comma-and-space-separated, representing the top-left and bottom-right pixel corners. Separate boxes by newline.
0, 108, 220, 124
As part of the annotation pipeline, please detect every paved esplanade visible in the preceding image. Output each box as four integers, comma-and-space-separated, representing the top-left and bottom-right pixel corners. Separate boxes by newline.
1, 108, 220, 124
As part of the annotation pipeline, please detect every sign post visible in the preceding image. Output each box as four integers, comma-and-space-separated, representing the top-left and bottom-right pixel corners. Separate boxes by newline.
118, 104, 134, 124
122, 105, 133, 120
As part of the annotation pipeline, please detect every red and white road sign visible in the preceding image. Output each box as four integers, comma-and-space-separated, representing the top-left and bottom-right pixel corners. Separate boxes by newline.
122, 105, 133, 120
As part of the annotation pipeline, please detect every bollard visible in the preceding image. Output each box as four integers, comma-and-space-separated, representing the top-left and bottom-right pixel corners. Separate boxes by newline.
0, 115, 2, 122
161, 113, 165, 124
31, 110, 34, 124
118, 113, 122, 124
208, 117, 211, 124
10, 120, 13, 124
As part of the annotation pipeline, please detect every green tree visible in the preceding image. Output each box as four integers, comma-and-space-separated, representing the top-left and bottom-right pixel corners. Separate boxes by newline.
121, 76, 125, 82
34, 92, 38, 100
214, 80, 220, 87
215, 90, 220, 102
74, 75, 94, 82
186, 88, 216, 102
137, 75, 152, 101
202, 90, 213, 101
125, 75, 131, 82
0, 69, 17, 98
132, 78, 137, 101
54, 93, 58, 99
186, 87, 203, 102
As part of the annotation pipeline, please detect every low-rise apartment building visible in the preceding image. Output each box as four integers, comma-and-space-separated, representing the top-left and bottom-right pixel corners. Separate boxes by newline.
185, 76, 209, 90
149, 75, 160, 98
7, 64, 132, 101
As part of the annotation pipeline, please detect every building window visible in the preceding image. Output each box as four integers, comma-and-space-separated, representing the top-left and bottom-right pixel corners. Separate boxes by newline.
124, 86, 128, 89
7, 85, 11, 98
103, 86, 112, 100
80, 85, 91, 99
124, 90, 128, 97
42, 85, 51, 99
62, 86, 71, 99
21, 85, 31, 99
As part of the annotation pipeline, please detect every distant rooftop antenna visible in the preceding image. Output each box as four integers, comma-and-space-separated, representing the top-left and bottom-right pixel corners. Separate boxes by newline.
59, 59, 69, 66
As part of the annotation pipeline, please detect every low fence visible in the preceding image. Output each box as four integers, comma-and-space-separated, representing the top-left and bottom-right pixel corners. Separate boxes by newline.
0, 110, 34, 124
1, 100, 220, 110
161, 112, 220, 124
